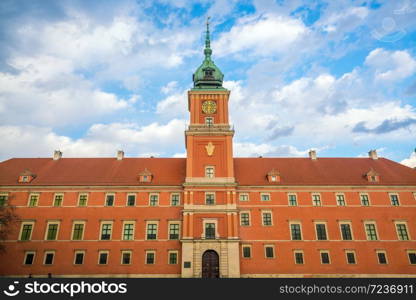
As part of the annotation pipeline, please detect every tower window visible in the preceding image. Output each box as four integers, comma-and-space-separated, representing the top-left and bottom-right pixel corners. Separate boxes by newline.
205, 117, 214, 126
205, 193, 215, 205
205, 166, 215, 178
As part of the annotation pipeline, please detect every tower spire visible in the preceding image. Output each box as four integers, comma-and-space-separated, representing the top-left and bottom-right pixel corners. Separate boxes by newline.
204, 16, 212, 60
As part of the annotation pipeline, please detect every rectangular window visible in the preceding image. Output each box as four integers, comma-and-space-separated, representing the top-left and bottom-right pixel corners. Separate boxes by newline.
0, 194, 8, 207
265, 246, 275, 258
45, 223, 59, 240
44, 252, 54, 265
105, 194, 115, 206
377, 251, 387, 264
146, 251, 155, 264
315, 223, 328, 240
239, 193, 249, 202
408, 252, 416, 265
20, 223, 34, 241
98, 251, 108, 265
28, 194, 39, 207
346, 251, 356, 264
121, 251, 131, 265
312, 194, 321, 206
365, 223, 378, 240
262, 212, 272, 226
340, 223, 353, 240
205, 117, 213, 126
146, 223, 158, 240
127, 194, 136, 206
78, 194, 88, 206
205, 193, 215, 205
242, 246, 251, 258
100, 223, 112, 240
74, 251, 84, 265
169, 223, 180, 240
395, 223, 409, 240
53, 194, 63, 207
261, 193, 270, 201
288, 194, 297, 206
336, 194, 346, 206
122, 223, 135, 240
72, 223, 84, 240
294, 251, 304, 264
205, 166, 215, 178
321, 252, 330, 264
390, 194, 400, 206
171, 194, 180, 206
168, 251, 178, 264
24, 252, 35, 265
360, 194, 370, 206
290, 223, 302, 240
149, 194, 159, 206
205, 223, 216, 239
240, 212, 250, 226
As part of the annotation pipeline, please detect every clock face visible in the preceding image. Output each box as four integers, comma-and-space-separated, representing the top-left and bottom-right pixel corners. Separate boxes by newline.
202, 100, 217, 114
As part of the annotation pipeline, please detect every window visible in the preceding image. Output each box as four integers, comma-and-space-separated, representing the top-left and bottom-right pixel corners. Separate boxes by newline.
169, 223, 180, 240
320, 251, 330, 264
360, 194, 370, 206
168, 251, 178, 264
377, 251, 387, 264
205, 117, 214, 126
240, 212, 250, 226
408, 251, 416, 265
53, 194, 63, 207
340, 223, 353, 240
262, 212, 272, 226
98, 251, 108, 265
390, 194, 400, 206
72, 222, 85, 240
20, 222, 34, 241
265, 246, 275, 258
21, 176, 30, 182
126, 194, 136, 206
315, 223, 328, 240
146, 223, 158, 240
0, 194, 8, 207
346, 251, 356, 264
239, 193, 249, 201
24, 251, 35, 265
105, 194, 115, 206
261, 193, 270, 201
205, 166, 215, 178
336, 194, 346, 206
364, 223, 378, 240
294, 251, 304, 264
149, 194, 159, 206
78, 194, 88, 206
395, 223, 409, 240
171, 193, 180, 206
44, 251, 55, 265
205, 223, 216, 239
205, 193, 215, 205
121, 251, 132, 265
146, 251, 155, 264
100, 222, 112, 240
288, 194, 297, 206
122, 222, 135, 240
312, 194, 321, 206
74, 251, 84, 265
45, 222, 59, 240
242, 246, 251, 258
28, 194, 39, 207
290, 223, 302, 240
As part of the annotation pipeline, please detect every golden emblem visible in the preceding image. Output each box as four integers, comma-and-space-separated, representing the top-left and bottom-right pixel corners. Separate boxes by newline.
205, 142, 215, 156
202, 100, 217, 114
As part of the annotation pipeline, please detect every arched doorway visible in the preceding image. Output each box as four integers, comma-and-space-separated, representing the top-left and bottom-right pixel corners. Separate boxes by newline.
202, 250, 219, 278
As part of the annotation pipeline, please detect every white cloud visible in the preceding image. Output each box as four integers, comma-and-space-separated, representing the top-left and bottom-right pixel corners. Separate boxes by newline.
401, 151, 416, 168
156, 89, 188, 118
319, 6, 369, 34
234, 142, 308, 157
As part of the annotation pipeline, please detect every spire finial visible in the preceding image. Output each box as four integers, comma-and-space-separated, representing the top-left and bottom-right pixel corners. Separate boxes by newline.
204, 16, 212, 59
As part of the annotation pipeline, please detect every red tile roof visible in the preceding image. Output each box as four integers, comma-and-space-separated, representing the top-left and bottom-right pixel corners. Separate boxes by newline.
0, 157, 414, 186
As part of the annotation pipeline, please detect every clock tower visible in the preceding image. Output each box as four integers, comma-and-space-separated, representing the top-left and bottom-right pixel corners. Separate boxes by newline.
181, 19, 240, 278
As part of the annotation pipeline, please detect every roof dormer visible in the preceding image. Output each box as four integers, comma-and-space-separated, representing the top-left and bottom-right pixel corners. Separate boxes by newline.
365, 168, 380, 183
18, 169, 36, 183
138, 168, 153, 183
267, 169, 281, 183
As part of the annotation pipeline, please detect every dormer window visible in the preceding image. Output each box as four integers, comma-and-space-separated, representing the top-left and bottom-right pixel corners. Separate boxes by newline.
138, 168, 153, 183
204, 69, 214, 78
18, 169, 36, 183
365, 169, 380, 183
266, 169, 281, 183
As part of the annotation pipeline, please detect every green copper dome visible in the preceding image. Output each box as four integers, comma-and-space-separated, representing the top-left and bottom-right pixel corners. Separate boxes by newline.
192, 18, 225, 90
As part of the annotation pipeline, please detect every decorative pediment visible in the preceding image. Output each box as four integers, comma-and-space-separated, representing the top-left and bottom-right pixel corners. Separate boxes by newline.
365, 168, 380, 182
138, 168, 153, 183
18, 169, 36, 183
266, 168, 281, 183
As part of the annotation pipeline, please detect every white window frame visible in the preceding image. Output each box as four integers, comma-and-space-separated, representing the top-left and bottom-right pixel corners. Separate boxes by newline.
320, 250, 331, 264
205, 166, 215, 178
121, 250, 132, 265
339, 221, 354, 240
99, 221, 113, 241
289, 221, 303, 241
294, 250, 304, 264
145, 221, 159, 240
407, 250, 416, 265
311, 193, 322, 206
0, 193, 9, 206
71, 221, 86, 241
345, 250, 357, 264
287, 193, 297, 206
205, 192, 216, 205
145, 250, 156, 265
168, 221, 181, 240
335, 193, 346, 206
168, 250, 179, 265
98, 250, 109, 265
260, 193, 271, 201
264, 244, 275, 259
105, 193, 115, 207
364, 221, 379, 241
201, 219, 218, 239
23, 251, 36, 265
122, 221, 136, 241
376, 250, 388, 265
205, 116, 214, 126
240, 211, 251, 226
242, 245, 252, 258
53, 193, 64, 207
73, 250, 85, 265
149, 193, 159, 207
27, 193, 39, 207
43, 250, 55, 265
239, 193, 249, 202
389, 193, 400, 206
314, 221, 328, 241
44, 220, 60, 241
170, 193, 181, 206
359, 193, 371, 206
394, 221, 410, 241
19, 221, 35, 241
261, 210, 273, 226
78, 193, 88, 207
126, 193, 136, 207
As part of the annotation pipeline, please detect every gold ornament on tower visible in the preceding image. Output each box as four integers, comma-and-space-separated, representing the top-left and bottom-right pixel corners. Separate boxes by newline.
205, 142, 215, 156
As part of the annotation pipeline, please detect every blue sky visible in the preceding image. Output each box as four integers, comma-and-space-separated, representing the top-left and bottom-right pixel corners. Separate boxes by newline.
0, 0, 415, 167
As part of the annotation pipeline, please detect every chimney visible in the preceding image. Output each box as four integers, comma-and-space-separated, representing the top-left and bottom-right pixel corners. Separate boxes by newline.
116, 150, 124, 160
53, 150, 62, 160
309, 149, 317, 160
368, 149, 378, 160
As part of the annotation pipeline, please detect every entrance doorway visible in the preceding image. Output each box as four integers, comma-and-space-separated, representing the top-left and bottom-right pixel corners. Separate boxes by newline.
202, 250, 219, 278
